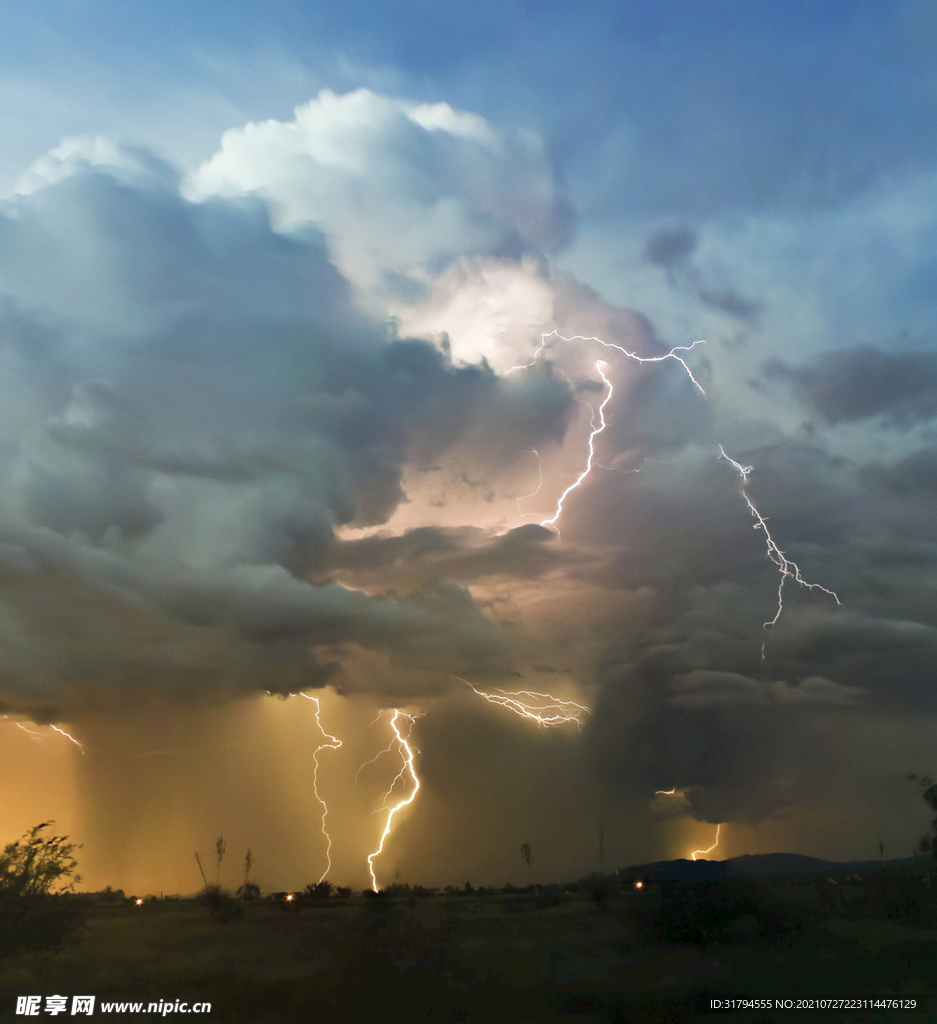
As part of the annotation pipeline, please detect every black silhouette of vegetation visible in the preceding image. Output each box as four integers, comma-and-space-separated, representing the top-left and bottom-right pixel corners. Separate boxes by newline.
304, 880, 333, 900
910, 773, 937, 857
198, 884, 243, 922
636, 879, 810, 948
0, 822, 87, 959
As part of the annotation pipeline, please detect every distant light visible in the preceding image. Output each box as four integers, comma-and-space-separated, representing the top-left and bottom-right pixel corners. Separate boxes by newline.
286, 893, 294, 901
634, 881, 643, 890
135, 898, 143, 905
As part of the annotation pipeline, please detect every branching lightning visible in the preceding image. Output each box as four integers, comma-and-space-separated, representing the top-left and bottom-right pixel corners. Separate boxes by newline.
540, 360, 613, 537
510, 330, 840, 645
299, 693, 343, 883
48, 725, 87, 753
691, 823, 722, 861
718, 446, 842, 635
5, 715, 87, 752
367, 709, 420, 891
508, 331, 705, 535
453, 675, 591, 729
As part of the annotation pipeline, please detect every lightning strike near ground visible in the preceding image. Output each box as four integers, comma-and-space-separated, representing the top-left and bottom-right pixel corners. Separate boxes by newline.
718, 445, 842, 631
367, 709, 420, 891
691, 823, 723, 861
453, 675, 591, 728
299, 693, 343, 883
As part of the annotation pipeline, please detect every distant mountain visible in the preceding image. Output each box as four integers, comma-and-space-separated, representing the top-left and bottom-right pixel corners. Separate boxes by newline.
622, 852, 933, 881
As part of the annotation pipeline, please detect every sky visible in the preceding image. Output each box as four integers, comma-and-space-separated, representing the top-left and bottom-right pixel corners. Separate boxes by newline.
2, 0, 937, 895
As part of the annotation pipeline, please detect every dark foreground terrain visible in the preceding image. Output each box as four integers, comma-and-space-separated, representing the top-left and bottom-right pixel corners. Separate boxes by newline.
0, 884, 935, 1024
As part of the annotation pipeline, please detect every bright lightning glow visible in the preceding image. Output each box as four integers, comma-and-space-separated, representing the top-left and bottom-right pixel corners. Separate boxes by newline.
540, 360, 613, 536
453, 675, 591, 729
507, 331, 705, 533
5, 717, 44, 743
48, 725, 86, 754
654, 788, 677, 796
367, 710, 420, 891
6, 715, 87, 751
507, 332, 839, 650
691, 823, 722, 861
719, 446, 842, 633
299, 693, 343, 884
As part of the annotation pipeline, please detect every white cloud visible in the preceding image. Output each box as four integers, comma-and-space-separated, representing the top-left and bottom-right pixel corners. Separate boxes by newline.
185, 88, 573, 294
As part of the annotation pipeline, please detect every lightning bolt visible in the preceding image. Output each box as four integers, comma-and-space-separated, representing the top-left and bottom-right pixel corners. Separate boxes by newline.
691, 822, 722, 861
508, 331, 840, 645
516, 450, 544, 516
367, 709, 420, 891
299, 693, 343, 883
507, 331, 705, 535
5, 716, 87, 751
48, 724, 86, 753
355, 725, 398, 785
453, 675, 591, 729
718, 446, 842, 635
540, 359, 613, 537
654, 788, 677, 796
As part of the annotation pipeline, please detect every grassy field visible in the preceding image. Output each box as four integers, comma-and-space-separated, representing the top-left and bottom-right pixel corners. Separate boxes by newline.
0, 892, 935, 1023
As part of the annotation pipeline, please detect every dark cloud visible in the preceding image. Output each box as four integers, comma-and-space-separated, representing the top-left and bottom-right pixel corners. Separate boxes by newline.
697, 287, 761, 320
765, 346, 937, 428
642, 227, 696, 267
0, 143, 581, 715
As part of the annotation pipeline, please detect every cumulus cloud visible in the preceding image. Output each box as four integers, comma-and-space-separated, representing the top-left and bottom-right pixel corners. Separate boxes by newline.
0, 131, 582, 716
185, 88, 574, 294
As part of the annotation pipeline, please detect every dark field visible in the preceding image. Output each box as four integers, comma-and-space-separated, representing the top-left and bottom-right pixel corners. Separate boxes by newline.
1, 886, 936, 1024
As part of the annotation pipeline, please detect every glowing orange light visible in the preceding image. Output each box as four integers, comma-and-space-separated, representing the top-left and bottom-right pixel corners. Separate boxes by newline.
135, 898, 143, 906
691, 823, 722, 861
286, 893, 294, 901
635, 881, 644, 889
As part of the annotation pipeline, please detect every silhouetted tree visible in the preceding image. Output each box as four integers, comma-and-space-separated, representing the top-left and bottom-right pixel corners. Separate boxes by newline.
0, 823, 86, 959
0, 823, 81, 896
244, 848, 253, 884
520, 842, 532, 869
305, 880, 333, 900
236, 882, 260, 901
909, 774, 937, 858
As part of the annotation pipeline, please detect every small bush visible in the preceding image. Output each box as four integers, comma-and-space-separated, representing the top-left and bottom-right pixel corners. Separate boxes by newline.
0, 822, 87, 959
199, 885, 243, 922
637, 880, 805, 948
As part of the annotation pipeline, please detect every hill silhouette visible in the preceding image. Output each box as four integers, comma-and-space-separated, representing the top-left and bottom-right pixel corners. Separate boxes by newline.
622, 852, 932, 881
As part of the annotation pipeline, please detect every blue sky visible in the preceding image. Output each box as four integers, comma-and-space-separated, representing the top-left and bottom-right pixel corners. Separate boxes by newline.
3, 0, 937, 884
5, 0, 936, 219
